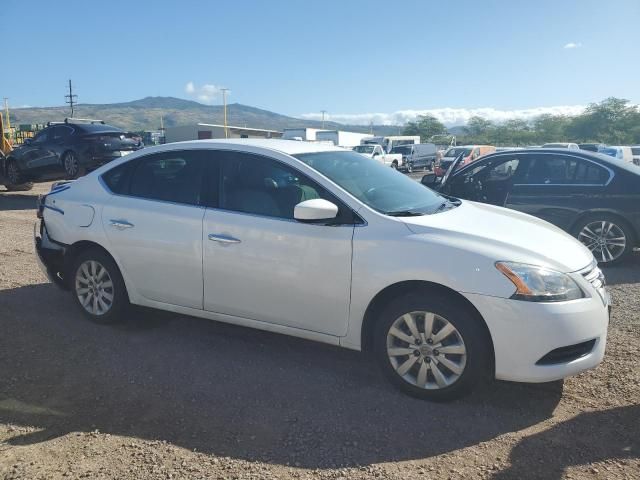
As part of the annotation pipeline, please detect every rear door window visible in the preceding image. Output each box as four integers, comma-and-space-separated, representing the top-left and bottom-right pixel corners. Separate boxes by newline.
126, 151, 206, 206
519, 155, 608, 185
51, 125, 74, 142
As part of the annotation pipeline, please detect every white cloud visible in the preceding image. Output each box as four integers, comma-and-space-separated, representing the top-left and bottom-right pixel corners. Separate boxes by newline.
300, 105, 588, 127
184, 81, 224, 104
563, 42, 582, 49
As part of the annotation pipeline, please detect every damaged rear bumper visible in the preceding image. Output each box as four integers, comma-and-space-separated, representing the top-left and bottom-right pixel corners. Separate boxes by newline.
34, 220, 69, 290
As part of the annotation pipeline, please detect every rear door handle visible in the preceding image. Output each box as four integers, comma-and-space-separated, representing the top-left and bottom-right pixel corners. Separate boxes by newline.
110, 219, 134, 230
208, 233, 241, 244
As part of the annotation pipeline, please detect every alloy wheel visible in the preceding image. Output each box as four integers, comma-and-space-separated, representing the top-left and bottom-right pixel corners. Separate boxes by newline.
7, 162, 20, 184
64, 153, 79, 177
75, 260, 114, 315
386, 311, 467, 390
578, 221, 626, 263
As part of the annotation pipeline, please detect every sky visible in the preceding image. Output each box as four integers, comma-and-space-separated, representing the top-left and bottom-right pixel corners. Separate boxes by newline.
2, 0, 639, 126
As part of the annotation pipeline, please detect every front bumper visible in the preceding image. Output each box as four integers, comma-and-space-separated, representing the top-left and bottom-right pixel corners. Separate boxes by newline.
34, 221, 68, 290
464, 292, 609, 383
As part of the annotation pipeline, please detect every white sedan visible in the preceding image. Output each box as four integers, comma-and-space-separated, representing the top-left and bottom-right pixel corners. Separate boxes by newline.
35, 139, 610, 400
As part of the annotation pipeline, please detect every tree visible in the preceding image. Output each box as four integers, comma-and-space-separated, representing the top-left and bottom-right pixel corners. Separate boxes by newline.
532, 114, 570, 143
464, 116, 494, 138
402, 115, 447, 142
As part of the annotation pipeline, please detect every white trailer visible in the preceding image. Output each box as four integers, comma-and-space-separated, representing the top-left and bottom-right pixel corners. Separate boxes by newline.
282, 128, 328, 141
315, 130, 373, 148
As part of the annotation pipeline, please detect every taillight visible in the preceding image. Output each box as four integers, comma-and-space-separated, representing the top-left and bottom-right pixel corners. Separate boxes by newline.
36, 194, 46, 219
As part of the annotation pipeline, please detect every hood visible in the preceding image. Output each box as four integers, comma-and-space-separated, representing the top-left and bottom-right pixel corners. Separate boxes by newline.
400, 200, 594, 273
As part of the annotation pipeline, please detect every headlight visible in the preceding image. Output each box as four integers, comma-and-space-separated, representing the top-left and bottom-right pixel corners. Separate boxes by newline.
495, 262, 583, 302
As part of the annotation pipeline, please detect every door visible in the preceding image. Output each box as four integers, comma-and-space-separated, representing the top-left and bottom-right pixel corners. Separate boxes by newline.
446, 155, 527, 207
43, 125, 74, 177
101, 150, 207, 309
20, 128, 55, 175
506, 153, 610, 230
202, 150, 354, 336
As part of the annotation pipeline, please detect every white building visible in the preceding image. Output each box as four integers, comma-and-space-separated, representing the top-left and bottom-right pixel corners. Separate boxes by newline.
316, 130, 373, 148
164, 123, 282, 143
281, 128, 328, 141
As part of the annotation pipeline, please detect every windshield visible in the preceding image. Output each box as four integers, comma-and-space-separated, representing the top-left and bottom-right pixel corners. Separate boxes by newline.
390, 145, 411, 155
353, 145, 375, 154
600, 147, 619, 157
444, 147, 472, 158
295, 150, 447, 215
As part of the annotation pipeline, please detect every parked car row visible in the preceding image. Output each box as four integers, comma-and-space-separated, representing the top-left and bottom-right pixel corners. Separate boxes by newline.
422, 148, 640, 264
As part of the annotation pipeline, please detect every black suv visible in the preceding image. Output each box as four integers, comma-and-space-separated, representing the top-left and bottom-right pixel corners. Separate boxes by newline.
2, 119, 142, 186
422, 148, 640, 264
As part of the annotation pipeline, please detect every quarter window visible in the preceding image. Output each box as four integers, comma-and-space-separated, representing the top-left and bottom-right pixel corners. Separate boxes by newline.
127, 151, 205, 205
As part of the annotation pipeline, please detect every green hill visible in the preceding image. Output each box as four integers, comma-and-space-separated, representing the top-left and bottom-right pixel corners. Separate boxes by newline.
8, 96, 397, 136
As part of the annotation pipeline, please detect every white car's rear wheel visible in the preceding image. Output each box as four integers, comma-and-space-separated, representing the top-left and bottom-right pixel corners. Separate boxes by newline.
71, 249, 127, 324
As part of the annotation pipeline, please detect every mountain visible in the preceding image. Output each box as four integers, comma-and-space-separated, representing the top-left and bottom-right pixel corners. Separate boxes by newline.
8, 96, 398, 136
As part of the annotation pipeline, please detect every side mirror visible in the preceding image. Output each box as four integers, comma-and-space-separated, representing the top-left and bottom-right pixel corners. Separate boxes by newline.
294, 199, 339, 222
24, 138, 32, 145
421, 173, 440, 187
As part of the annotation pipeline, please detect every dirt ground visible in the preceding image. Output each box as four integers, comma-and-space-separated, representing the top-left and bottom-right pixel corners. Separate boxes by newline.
0, 182, 638, 480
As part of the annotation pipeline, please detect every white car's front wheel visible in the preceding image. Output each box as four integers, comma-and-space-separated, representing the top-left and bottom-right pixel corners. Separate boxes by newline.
71, 249, 128, 324
374, 291, 492, 400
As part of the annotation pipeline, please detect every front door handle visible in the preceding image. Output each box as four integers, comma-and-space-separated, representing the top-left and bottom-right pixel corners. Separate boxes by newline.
208, 233, 241, 244
110, 219, 134, 230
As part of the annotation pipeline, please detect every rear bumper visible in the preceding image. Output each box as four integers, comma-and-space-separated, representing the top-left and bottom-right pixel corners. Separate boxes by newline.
34, 220, 68, 290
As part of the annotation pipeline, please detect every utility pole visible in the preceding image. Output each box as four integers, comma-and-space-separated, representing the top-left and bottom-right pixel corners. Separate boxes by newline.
320, 110, 327, 129
3, 98, 11, 133
221, 88, 229, 138
369, 121, 374, 135
65, 79, 77, 117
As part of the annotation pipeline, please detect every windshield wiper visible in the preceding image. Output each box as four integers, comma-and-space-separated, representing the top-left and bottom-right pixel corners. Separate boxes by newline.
385, 210, 426, 217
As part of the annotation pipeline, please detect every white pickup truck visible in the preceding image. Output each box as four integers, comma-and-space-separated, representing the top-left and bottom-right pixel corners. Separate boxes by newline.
352, 144, 404, 169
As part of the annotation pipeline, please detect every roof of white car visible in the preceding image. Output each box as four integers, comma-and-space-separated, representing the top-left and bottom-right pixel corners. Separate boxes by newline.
165, 139, 344, 155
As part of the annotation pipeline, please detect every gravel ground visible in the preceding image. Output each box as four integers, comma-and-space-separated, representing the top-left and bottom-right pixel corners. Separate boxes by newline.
0, 182, 638, 480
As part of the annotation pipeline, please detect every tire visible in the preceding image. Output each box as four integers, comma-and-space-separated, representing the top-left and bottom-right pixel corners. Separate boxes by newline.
373, 291, 491, 401
407, 162, 413, 173
573, 215, 635, 266
63, 151, 85, 179
391, 161, 398, 170
4, 159, 33, 191
70, 248, 128, 324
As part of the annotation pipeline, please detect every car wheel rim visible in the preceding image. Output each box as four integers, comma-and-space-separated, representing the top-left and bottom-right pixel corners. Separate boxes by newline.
578, 221, 626, 263
65, 154, 78, 176
386, 311, 467, 390
75, 260, 114, 316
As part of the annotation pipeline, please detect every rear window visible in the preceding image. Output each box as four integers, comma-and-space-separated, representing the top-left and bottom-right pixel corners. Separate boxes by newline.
75, 124, 124, 134
632, 147, 640, 155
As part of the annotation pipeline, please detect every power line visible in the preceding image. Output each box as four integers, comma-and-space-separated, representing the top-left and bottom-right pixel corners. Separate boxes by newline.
65, 79, 77, 116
